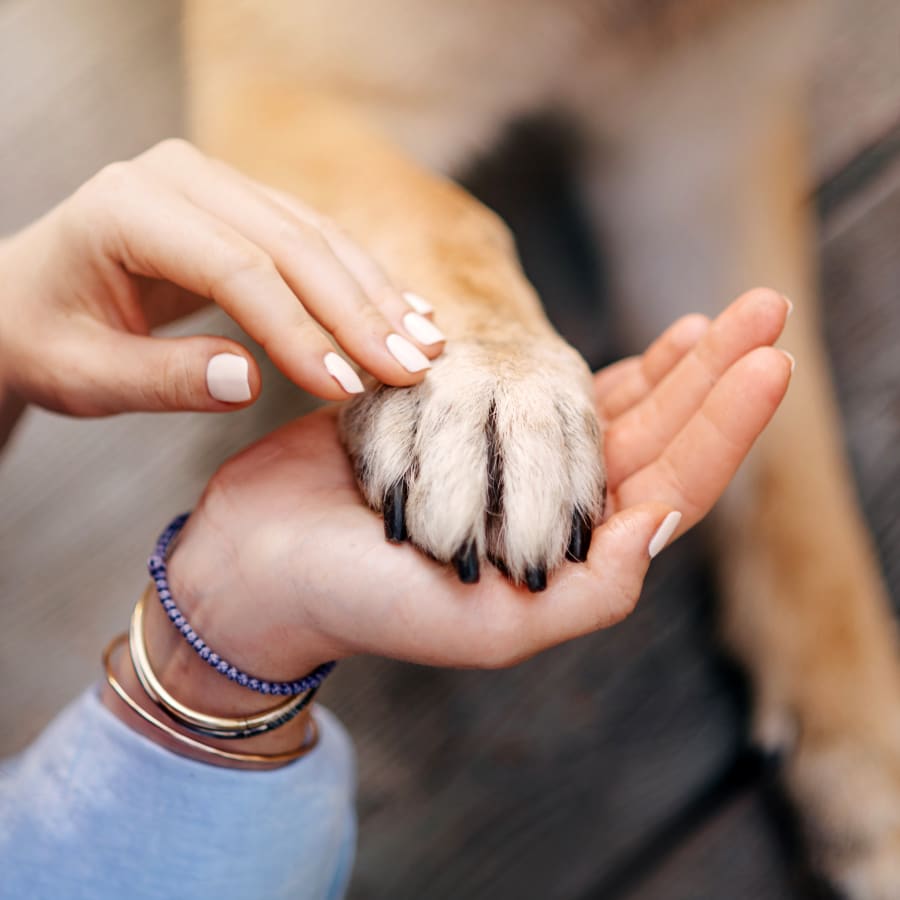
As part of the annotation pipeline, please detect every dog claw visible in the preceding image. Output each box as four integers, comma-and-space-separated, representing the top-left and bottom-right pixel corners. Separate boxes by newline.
565, 509, 593, 563
383, 479, 408, 543
525, 566, 547, 593
453, 541, 480, 584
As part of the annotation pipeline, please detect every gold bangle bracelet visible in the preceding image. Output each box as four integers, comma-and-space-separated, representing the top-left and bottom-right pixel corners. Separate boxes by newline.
103, 633, 319, 767
129, 587, 314, 739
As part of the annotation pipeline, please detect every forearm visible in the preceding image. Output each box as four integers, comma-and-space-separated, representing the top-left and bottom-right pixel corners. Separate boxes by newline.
2, 686, 356, 900
4, 563, 357, 899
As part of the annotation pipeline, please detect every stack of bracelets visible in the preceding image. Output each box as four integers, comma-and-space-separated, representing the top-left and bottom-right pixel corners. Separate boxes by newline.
103, 513, 337, 766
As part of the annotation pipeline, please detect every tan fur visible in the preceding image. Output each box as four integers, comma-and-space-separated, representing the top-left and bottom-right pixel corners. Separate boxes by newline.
184, 1, 900, 894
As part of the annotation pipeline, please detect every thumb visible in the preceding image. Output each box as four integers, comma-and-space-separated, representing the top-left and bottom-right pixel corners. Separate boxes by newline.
62, 330, 261, 415
555, 503, 683, 629
511, 503, 684, 660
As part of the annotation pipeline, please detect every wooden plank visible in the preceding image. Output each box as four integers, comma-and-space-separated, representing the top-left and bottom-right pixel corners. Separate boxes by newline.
820, 157, 900, 605
623, 787, 799, 900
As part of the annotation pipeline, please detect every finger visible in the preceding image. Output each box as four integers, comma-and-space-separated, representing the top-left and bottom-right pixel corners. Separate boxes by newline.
616, 346, 793, 530
350, 500, 677, 670
138, 143, 444, 376
604, 288, 790, 488
597, 314, 710, 420
261, 185, 440, 327
592, 356, 642, 409
442, 503, 678, 668
52, 325, 262, 415
83, 164, 363, 400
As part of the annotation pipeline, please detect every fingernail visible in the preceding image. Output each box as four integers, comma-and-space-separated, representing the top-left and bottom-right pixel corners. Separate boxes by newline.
206, 353, 251, 403
648, 510, 682, 559
386, 333, 431, 372
783, 295, 794, 317
781, 350, 796, 373
403, 312, 446, 346
403, 291, 434, 315
324, 352, 365, 394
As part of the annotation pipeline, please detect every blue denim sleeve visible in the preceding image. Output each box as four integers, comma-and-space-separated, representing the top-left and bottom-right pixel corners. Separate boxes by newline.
0, 686, 357, 900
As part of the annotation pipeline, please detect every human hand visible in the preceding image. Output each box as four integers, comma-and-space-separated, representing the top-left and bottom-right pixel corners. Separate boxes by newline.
154, 289, 792, 689
0, 139, 444, 419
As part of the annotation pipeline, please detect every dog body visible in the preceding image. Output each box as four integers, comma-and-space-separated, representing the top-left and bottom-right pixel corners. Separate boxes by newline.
185, 2, 900, 895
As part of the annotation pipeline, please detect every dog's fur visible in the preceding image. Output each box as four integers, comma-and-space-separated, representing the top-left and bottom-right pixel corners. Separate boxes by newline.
184, 1, 900, 895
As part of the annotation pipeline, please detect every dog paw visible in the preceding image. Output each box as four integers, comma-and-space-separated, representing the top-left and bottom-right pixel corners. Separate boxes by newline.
339, 336, 605, 589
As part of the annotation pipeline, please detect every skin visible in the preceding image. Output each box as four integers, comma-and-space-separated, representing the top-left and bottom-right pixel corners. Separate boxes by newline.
104, 290, 793, 766
0, 147, 791, 768
0, 139, 444, 432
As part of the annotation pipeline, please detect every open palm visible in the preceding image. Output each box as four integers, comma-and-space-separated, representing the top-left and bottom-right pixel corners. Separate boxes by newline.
169, 289, 792, 677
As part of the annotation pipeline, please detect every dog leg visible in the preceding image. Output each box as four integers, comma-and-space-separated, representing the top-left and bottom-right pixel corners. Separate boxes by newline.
183, 5, 605, 586
576, 24, 900, 896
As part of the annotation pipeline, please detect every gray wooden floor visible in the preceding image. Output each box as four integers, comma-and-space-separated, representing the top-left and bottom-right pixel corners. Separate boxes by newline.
1, 2, 899, 898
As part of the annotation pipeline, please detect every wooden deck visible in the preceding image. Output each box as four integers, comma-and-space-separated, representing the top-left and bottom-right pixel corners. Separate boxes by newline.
1, 2, 899, 897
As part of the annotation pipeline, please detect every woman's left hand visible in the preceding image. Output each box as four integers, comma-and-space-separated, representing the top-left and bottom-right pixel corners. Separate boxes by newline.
162, 289, 793, 677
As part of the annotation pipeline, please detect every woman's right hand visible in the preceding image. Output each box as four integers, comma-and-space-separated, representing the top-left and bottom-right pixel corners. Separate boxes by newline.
0, 139, 445, 419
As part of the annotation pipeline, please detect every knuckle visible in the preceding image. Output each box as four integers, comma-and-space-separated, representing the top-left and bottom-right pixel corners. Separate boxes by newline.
743, 286, 784, 309
263, 317, 325, 359
79, 161, 138, 210
318, 219, 354, 247
330, 302, 384, 342
155, 352, 195, 409
212, 243, 277, 294
144, 137, 196, 165
287, 219, 331, 254
291, 316, 329, 347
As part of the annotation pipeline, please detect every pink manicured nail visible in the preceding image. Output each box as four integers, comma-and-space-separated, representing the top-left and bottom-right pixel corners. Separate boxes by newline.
386, 334, 431, 372
206, 353, 251, 403
324, 352, 365, 394
403, 312, 445, 345
403, 291, 434, 315
648, 511, 682, 558
781, 350, 796, 373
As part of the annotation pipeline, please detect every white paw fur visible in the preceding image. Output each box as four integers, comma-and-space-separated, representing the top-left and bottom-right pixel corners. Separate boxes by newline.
339, 336, 605, 586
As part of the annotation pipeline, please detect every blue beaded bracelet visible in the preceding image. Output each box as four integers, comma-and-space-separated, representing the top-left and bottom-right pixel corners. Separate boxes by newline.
148, 513, 336, 697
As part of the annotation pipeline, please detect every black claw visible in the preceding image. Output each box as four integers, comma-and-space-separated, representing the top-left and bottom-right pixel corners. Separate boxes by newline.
453, 541, 480, 584
524, 565, 547, 593
383, 479, 408, 543
565, 509, 593, 563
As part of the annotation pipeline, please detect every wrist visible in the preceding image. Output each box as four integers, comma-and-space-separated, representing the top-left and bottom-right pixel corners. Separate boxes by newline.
102, 595, 316, 768
103, 512, 339, 767
164, 523, 334, 681
103, 568, 331, 768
